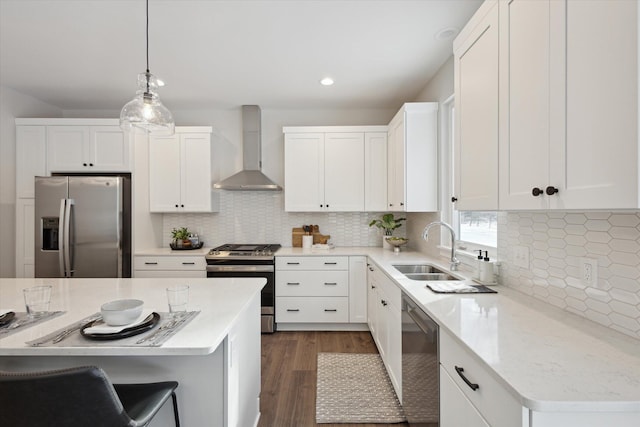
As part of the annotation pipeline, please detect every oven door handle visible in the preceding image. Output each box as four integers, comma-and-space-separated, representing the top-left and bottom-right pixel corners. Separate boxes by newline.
206, 265, 274, 273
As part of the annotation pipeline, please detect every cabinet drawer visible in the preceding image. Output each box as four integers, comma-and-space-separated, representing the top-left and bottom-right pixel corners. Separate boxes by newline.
440, 329, 525, 427
134, 256, 206, 271
276, 256, 348, 271
276, 271, 348, 296
276, 297, 349, 323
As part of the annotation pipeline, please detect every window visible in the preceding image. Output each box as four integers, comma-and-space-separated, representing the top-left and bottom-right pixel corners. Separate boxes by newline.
442, 96, 497, 252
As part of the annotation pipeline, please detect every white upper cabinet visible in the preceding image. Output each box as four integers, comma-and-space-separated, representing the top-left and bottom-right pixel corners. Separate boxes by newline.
453, 0, 499, 211
387, 103, 439, 212
498, 0, 638, 210
149, 127, 215, 212
364, 132, 388, 212
15, 125, 47, 199
47, 125, 130, 173
283, 126, 387, 212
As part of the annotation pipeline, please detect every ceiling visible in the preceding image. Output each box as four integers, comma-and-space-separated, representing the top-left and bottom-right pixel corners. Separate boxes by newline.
0, 0, 482, 111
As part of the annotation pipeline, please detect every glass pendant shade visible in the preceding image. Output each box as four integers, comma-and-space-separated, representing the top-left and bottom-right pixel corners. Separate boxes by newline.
120, 72, 175, 135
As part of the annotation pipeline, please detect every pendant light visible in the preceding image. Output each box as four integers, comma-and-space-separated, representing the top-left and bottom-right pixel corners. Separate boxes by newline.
120, 0, 174, 135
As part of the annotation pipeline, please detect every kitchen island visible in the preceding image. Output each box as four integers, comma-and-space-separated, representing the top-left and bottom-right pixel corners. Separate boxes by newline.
0, 277, 265, 427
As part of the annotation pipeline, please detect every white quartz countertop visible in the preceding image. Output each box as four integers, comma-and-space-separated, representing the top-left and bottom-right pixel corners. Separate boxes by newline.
277, 247, 640, 413
0, 277, 264, 356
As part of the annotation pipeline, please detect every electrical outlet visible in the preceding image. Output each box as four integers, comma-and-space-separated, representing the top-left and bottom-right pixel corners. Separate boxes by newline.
580, 257, 598, 288
513, 246, 529, 269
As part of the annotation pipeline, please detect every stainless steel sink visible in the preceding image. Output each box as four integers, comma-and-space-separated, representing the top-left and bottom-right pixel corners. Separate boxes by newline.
392, 264, 461, 281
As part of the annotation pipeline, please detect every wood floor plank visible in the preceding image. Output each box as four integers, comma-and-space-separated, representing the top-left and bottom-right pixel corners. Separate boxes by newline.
258, 331, 409, 427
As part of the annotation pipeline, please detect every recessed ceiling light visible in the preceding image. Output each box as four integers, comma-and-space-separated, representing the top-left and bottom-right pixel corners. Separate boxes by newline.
435, 27, 458, 40
320, 77, 334, 86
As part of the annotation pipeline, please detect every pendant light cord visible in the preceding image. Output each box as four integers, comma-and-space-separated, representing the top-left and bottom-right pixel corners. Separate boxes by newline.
145, 0, 150, 93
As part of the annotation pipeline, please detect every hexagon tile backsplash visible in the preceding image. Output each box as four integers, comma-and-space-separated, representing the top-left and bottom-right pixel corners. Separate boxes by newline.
498, 212, 640, 339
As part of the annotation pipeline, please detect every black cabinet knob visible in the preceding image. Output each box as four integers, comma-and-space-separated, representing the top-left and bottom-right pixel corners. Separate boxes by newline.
400, 202, 404, 206
320, 204, 323, 208
546, 186, 559, 195
89, 163, 94, 167
532, 187, 544, 197
389, 203, 393, 207
451, 196, 458, 202
180, 204, 184, 208
175, 204, 179, 208
83, 163, 87, 167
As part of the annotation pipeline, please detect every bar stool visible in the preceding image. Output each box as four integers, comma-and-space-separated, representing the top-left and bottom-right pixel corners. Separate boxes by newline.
0, 365, 180, 427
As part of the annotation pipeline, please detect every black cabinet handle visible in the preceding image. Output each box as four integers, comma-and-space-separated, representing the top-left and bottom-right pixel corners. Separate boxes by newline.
455, 366, 479, 391
400, 202, 404, 206
381, 299, 387, 306
320, 204, 323, 207
175, 204, 179, 207
286, 309, 300, 312
368, 267, 374, 272
144, 262, 158, 265
326, 204, 329, 208
389, 203, 393, 207
182, 262, 195, 265
451, 196, 458, 202
546, 186, 559, 195
83, 163, 88, 167
371, 285, 376, 289
324, 282, 337, 286
324, 309, 337, 312
531, 187, 544, 197
287, 282, 300, 286
324, 262, 337, 265
180, 204, 184, 207
287, 262, 300, 265
89, 163, 94, 167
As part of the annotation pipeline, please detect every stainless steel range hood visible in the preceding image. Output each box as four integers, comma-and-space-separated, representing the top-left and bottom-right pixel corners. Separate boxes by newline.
213, 105, 282, 191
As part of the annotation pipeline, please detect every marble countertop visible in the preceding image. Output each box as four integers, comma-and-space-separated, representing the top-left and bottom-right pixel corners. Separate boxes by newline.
278, 247, 640, 413
0, 277, 264, 357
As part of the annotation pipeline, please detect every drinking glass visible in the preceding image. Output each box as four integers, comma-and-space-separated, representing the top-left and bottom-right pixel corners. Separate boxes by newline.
23, 285, 52, 317
166, 285, 189, 313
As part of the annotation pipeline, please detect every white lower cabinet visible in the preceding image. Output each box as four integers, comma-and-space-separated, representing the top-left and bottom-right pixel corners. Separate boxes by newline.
440, 366, 490, 427
133, 255, 206, 278
275, 255, 366, 327
440, 328, 527, 427
367, 260, 401, 400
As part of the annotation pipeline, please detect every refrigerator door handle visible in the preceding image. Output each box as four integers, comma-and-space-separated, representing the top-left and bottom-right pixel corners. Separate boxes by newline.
58, 199, 66, 277
63, 199, 74, 277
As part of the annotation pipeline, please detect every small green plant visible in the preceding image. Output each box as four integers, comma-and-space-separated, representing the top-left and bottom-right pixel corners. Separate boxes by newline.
369, 213, 406, 236
171, 227, 190, 241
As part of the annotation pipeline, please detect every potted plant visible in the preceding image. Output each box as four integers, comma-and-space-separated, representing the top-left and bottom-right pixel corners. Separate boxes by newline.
369, 214, 406, 249
171, 227, 191, 248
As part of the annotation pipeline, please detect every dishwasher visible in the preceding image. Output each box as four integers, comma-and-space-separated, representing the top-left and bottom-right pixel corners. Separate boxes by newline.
401, 292, 439, 427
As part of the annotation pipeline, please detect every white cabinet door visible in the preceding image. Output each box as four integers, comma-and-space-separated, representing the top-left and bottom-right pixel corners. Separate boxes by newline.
324, 133, 365, 211
551, 0, 637, 209
180, 133, 213, 211
349, 256, 367, 323
440, 366, 490, 427
284, 133, 324, 211
89, 126, 130, 171
387, 113, 405, 212
15, 199, 35, 278
149, 134, 182, 212
499, 0, 552, 210
364, 132, 388, 211
454, 1, 499, 211
149, 130, 213, 212
47, 126, 90, 172
16, 126, 47, 199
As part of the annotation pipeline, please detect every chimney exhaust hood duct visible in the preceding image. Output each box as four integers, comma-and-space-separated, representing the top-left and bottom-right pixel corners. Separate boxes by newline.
213, 105, 282, 191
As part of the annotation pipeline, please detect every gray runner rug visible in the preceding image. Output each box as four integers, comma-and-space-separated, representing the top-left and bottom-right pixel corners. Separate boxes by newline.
316, 353, 406, 424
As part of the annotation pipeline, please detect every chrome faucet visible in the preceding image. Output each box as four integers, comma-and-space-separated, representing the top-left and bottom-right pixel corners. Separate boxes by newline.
422, 221, 460, 271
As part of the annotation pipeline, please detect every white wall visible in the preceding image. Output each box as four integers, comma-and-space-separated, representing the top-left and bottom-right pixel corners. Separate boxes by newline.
0, 85, 62, 278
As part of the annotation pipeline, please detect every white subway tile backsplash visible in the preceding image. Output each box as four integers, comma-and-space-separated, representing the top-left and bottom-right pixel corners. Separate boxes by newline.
499, 212, 640, 340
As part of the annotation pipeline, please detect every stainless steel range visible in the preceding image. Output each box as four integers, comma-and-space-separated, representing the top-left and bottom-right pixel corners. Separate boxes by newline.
206, 244, 281, 333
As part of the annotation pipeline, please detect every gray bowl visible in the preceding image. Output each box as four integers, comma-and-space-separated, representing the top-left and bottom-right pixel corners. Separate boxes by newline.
100, 299, 144, 326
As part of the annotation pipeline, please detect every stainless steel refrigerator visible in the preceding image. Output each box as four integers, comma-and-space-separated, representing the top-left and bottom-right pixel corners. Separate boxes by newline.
34, 175, 131, 278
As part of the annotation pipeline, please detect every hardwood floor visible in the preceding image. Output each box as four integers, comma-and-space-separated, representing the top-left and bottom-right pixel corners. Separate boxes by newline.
258, 331, 409, 427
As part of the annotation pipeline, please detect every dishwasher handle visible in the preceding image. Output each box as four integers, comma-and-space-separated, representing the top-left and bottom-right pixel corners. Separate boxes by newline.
406, 306, 438, 337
